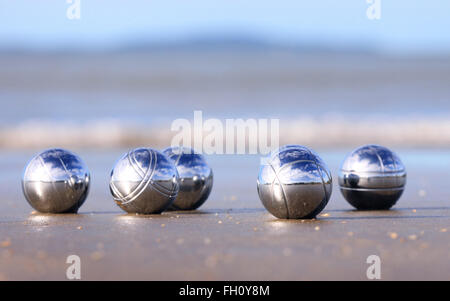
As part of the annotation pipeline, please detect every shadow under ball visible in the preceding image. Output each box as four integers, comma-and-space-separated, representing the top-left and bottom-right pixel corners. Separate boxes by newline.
257, 145, 332, 219
162, 146, 213, 210
339, 144, 406, 210
109, 148, 179, 214
22, 148, 90, 213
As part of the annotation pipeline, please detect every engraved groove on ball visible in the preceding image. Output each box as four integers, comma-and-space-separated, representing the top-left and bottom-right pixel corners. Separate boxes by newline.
162, 146, 213, 211
110, 149, 178, 205
338, 144, 406, 210
22, 148, 90, 214
110, 149, 153, 204
109, 147, 179, 214
257, 145, 332, 219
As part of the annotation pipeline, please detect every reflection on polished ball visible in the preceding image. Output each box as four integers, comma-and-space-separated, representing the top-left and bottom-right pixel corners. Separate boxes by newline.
339, 144, 406, 210
257, 145, 332, 219
109, 148, 179, 214
162, 146, 213, 210
22, 148, 90, 213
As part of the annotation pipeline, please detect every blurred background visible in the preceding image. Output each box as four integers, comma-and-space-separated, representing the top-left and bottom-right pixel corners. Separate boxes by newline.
0, 0, 450, 149
1, 1, 450, 281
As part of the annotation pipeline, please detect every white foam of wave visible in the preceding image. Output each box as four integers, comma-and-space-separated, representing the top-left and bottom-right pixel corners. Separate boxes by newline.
1, 116, 450, 149
0, 120, 170, 149
281, 116, 450, 147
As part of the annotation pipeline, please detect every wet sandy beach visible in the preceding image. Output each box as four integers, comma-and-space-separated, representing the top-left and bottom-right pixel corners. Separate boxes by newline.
1, 0, 450, 282
0, 149, 449, 280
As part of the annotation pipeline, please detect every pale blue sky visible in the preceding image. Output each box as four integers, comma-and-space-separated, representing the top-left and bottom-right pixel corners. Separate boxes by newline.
0, 0, 449, 54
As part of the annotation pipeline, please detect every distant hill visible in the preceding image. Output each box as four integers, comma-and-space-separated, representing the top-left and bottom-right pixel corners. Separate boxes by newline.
0, 34, 379, 55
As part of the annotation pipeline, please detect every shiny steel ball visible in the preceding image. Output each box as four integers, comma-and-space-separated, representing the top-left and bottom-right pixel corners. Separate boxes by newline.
339, 144, 406, 210
109, 148, 179, 214
257, 145, 332, 219
162, 146, 213, 210
22, 148, 90, 213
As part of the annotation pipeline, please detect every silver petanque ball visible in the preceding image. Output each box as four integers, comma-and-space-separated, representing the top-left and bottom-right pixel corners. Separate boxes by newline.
109, 148, 179, 214
257, 145, 332, 219
22, 148, 90, 214
162, 146, 213, 210
339, 144, 406, 210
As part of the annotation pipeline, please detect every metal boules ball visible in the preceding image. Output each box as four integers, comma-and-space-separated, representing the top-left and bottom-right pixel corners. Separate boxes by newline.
22, 148, 90, 214
109, 148, 179, 214
162, 146, 213, 210
257, 145, 332, 219
339, 144, 406, 210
